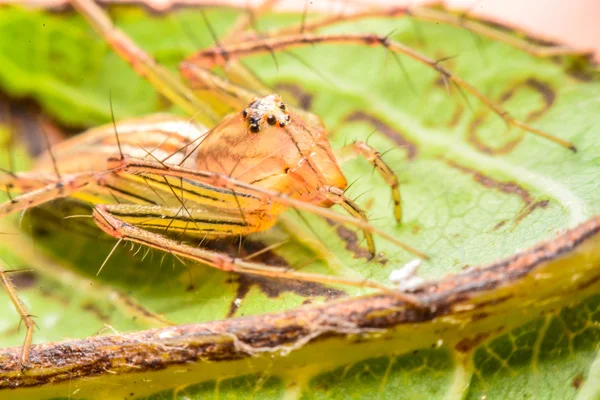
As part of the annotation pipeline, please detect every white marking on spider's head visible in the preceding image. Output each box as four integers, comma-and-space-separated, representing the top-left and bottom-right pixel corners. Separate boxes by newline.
242, 94, 291, 133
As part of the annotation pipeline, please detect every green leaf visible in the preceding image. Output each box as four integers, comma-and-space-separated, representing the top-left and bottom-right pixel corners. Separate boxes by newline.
0, 4, 600, 399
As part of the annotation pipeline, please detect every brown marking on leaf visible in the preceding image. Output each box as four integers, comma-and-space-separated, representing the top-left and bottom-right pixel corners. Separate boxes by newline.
324, 219, 388, 264
222, 240, 346, 317
576, 273, 600, 291
467, 78, 555, 155
445, 160, 533, 204
513, 200, 550, 229
39, 286, 69, 306
0, 325, 20, 339
572, 372, 584, 389
111, 291, 169, 324
81, 302, 111, 324
27, 204, 112, 242
564, 55, 598, 82
471, 312, 490, 322
489, 220, 507, 232
329, 222, 372, 261
411, 224, 422, 235
445, 160, 549, 228
363, 197, 375, 211
467, 115, 523, 155
227, 274, 346, 318
344, 112, 418, 160
30, 224, 52, 239
522, 79, 555, 119
455, 332, 490, 353
467, 295, 514, 310
8, 270, 37, 290
274, 83, 314, 110
447, 103, 465, 128
0, 91, 69, 157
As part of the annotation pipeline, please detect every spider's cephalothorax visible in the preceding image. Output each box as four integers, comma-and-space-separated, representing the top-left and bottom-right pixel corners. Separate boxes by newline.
191, 94, 347, 206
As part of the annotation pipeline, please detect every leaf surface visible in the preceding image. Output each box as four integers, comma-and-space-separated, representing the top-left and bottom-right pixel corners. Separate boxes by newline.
0, 4, 599, 399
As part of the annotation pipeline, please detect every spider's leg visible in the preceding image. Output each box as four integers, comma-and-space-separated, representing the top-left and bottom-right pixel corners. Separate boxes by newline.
92, 204, 423, 307
0, 172, 98, 218
0, 260, 36, 372
70, 0, 220, 124
190, 32, 576, 151
336, 141, 402, 224
218, 0, 282, 94
255, 4, 585, 58
72, 0, 274, 118
222, 0, 280, 44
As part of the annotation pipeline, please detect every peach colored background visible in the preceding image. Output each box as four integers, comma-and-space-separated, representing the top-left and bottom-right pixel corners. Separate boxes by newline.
11, 0, 600, 60
426, 0, 599, 58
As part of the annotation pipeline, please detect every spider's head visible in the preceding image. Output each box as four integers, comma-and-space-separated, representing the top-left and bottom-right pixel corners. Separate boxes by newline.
191, 94, 347, 203
237, 94, 347, 203
241, 94, 291, 133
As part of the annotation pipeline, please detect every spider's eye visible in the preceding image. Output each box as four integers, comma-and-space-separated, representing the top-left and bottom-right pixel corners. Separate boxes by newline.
242, 109, 248, 118
249, 124, 260, 133
266, 114, 277, 126
279, 103, 286, 111
279, 121, 286, 127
